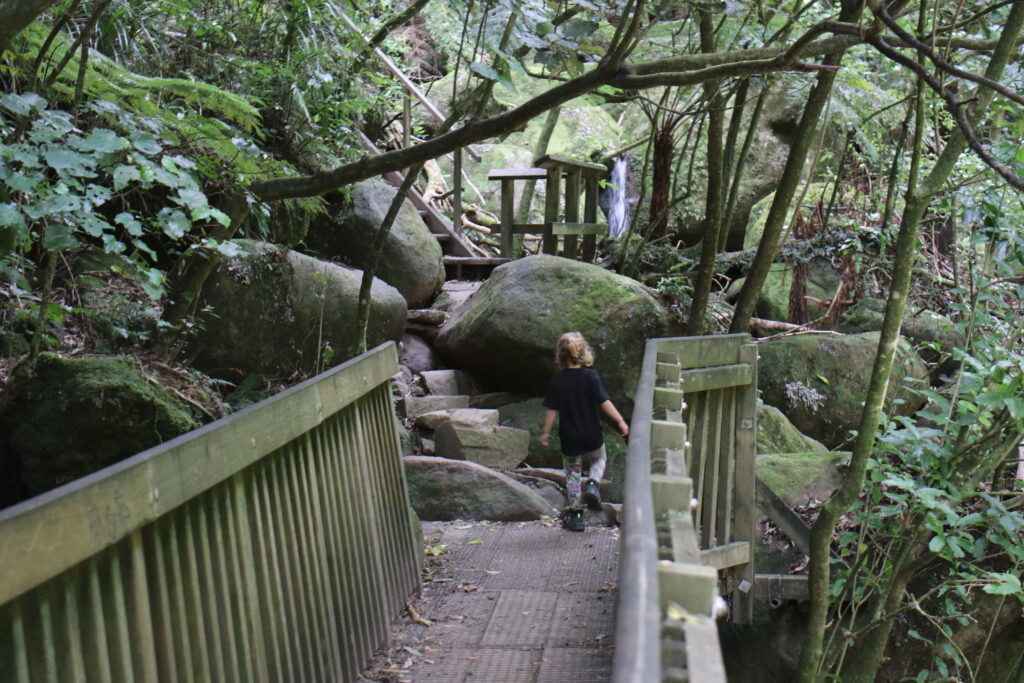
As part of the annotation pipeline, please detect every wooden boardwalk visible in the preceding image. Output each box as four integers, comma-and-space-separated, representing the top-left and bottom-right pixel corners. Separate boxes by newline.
363, 518, 619, 682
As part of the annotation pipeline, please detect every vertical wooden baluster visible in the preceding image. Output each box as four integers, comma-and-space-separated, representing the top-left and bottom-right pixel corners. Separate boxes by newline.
129, 530, 159, 682
349, 401, 390, 636
63, 575, 86, 683
717, 387, 737, 545
39, 588, 58, 683
689, 392, 708, 523
500, 178, 514, 258
297, 435, 343, 679
181, 508, 213, 682
150, 522, 179, 683
543, 166, 560, 254
195, 504, 227, 683
165, 517, 195, 680
224, 476, 259, 682
563, 169, 580, 259
110, 552, 137, 683
453, 148, 463, 235
250, 465, 288, 682
88, 559, 114, 682
582, 172, 599, 261
702, 389, 723, 548
11, 601, 31, 683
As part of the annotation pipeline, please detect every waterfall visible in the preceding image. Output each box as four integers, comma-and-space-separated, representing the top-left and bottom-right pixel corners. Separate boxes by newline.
605, 155, 629, 237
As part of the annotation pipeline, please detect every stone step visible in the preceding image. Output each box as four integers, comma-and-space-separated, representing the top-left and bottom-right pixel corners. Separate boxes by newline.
414, 408, 500, 431
403, 394, 470, 419
434, 422, 531, 470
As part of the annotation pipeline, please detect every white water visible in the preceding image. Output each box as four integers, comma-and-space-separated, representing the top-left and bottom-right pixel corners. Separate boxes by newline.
606, 155, 629, 237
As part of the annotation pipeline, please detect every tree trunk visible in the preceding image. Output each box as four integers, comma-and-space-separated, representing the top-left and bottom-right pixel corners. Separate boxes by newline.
648, 125, 675, 239
0, 0, 59, 55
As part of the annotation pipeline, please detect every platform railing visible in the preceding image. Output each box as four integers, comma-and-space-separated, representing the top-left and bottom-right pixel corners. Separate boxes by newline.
615, 334, 757, 682
0, 342, 421, 683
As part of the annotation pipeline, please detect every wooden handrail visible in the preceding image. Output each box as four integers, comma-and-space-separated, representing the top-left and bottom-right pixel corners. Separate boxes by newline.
0, 343, 421, 682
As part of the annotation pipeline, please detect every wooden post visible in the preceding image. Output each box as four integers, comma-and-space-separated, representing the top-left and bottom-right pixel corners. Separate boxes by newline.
453, 149, 463, 237
500, 179, 514, 258
402, 94, 411, 149
543, 166, 560, 255
732, 342, 758, 623
563, 170, 580, 259
582, 172, 599, 261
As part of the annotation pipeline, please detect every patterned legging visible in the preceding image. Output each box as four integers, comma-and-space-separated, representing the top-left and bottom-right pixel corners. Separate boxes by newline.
564, 445, 607, 509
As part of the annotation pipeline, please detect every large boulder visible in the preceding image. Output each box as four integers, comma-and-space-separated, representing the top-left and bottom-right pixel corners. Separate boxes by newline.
757, 403, 827, 454
839, 297, 964, 382
192, 240, 406, 379
758, 332, 928, 448
0, 354, 199, 498
306, 179, 444, 307
403, 456, 554, 521
757, 452, 848, 508
435, 255, 669, 409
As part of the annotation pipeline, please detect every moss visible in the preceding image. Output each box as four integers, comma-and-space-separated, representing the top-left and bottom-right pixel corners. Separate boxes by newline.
4, 353, 198, 496
757, 451, 849, 507
757, 403, 827, 454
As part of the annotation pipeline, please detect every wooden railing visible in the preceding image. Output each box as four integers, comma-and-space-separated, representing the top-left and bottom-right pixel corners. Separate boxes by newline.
0, 342, 421, 683
614, 334, 757, 682
490, 154, 609, 259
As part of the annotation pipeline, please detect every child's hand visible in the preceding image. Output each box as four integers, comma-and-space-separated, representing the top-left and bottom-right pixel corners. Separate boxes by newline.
617, 420, 630, 438
540, 433, 551, 446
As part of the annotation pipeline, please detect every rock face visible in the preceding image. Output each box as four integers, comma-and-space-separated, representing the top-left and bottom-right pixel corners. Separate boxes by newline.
193, 241, 406, 379
1, 354, 198, 498
758, 332, 928, 448
400, 334, 437, 375
435, 255, 669, 409
414, 408, 499, 431
403, 456, 553, 521
757, 403, 827, 454
307, 179, 444, 307
433, 422, 531, 470
757, 452, 848, 507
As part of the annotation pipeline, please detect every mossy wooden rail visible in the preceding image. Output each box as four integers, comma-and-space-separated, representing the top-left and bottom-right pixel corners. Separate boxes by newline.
0, 342, 421, 683
615, 334, 757, 682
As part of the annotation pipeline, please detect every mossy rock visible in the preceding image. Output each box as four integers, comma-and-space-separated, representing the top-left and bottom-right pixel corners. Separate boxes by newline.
498, 397, 628, 468
730, 263, 832, 322
839, 298, 964, 382
2, 353, 198, 497
306, 179, 443, 307
757, 451, 848, 507
758, 332, 928, 448
192, 240, 406, 380
0, 331, 29, 356
742, 182, 835, 252
435, 255, 669, 411
757, 403, 827, 454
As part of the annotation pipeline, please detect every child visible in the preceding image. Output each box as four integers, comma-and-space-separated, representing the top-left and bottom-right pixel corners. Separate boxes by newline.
540, 332, 629, 532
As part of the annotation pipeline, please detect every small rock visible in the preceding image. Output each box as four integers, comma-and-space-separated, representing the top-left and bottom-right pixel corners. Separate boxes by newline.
434, 422, 531, 470
408, 309, 448, 325
404, 395, 470, 418
468, 392, 521, 409
414, 408, 500, 431
515, 467, 567, 487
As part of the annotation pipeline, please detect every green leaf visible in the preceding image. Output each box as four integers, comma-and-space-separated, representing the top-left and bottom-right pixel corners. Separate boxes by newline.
1005, 397, 1024, 420
5, 172, 39, 194
157, 208, 191, 239
535, 21, 554, 36
563, 19, 600, 38
175, 187, 209, 211
1, 92, 46, 116
79, 128, 125, 154
115, 212, 144, 236
130, 132, 162, 155
45, 148, 90, 173
102, 233, 126, 254
80, 215, 112, 237
44, 222, 77, 251
113, 164, 141, 191
0, 204, 25, 231
928, 535, 944, 553
848, 77, 875, 90
983, 572, 1022, 595
469, 61, 500, 81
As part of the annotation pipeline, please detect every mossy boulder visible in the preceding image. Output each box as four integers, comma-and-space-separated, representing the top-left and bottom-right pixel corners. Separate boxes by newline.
757, 403, 827, 454
306, 179, 443, 307
732, 263, 833, 322
192, 240, 406, 379
839, 297, 964, 382
742, 183, 835, 252
758, 332, 928, 448
435, 255, 669, 410
1, 353, 198, 497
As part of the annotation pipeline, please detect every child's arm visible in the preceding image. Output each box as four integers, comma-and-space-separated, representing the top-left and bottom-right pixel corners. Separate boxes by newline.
601, 400, 630, 438
540, 409, 557, 446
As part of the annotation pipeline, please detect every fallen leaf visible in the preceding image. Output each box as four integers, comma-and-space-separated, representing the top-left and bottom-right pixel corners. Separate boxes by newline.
468, 539, 484, 545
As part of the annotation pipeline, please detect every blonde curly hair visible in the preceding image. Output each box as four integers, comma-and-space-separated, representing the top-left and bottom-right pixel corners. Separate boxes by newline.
555, 332, 594, 368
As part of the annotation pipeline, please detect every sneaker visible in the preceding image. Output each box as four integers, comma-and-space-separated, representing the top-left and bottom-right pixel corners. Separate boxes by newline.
583, 480, 602, 511
562, 509, 585, 532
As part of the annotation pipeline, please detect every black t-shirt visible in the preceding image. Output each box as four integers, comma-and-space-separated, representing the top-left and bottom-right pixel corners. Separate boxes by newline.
543, 367, 611, 456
